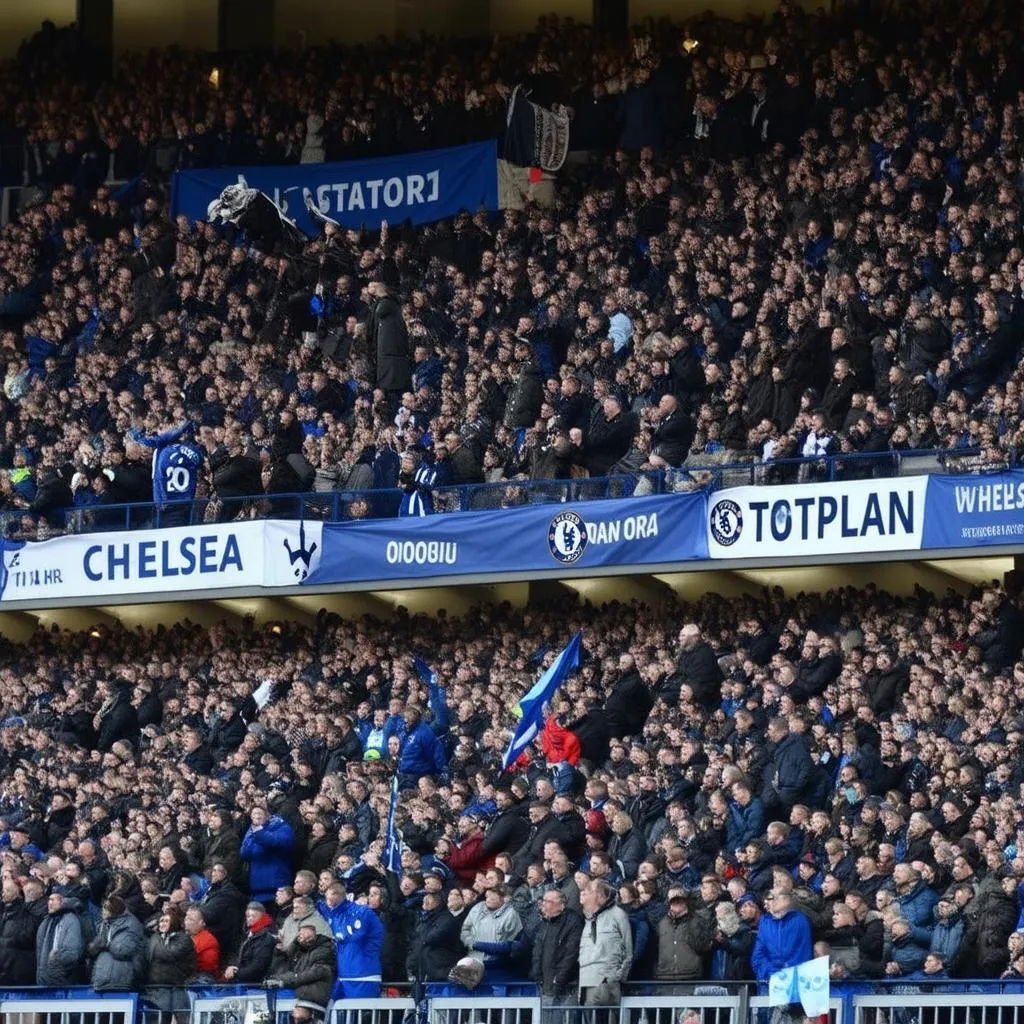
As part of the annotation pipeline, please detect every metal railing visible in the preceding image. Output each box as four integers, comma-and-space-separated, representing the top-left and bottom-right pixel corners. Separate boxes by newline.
2, 982, 1024, 1024
8, 443, 1010, 539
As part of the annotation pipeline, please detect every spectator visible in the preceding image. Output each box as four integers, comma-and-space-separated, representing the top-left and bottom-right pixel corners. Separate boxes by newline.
653, 888, 713, 988
240, 807, 296, 904
268, 923, 336, 1023
89, 895, 148, 992
184, 906, 221, 982
224, 901, 277, 984
578, 879, 632, 1018
36, 891, 86, 986
751, 891, 812, 982
145, 907, 197, 1015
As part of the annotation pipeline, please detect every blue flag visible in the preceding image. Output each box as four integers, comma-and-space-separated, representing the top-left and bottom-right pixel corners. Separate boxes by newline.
501, 631, 583, 771
383, 774, 404, 874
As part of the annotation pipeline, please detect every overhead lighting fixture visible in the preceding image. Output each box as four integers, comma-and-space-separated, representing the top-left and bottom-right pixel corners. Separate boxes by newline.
682, 38, 700, 53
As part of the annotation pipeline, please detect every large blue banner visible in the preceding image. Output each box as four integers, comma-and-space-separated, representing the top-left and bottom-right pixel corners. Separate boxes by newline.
922, 470, 1024, 549
170, 141, 498, 233
305, 492, 709, 586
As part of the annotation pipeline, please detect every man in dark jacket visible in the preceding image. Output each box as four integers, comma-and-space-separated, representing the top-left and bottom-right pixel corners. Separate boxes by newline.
481, 787, 530, 858
211, 434, 262, 521
603, 654, 654, 739
647, 394, 694, 468
224, 902, 276, 983
0, 880, 39, 985
201, 810, 244, 886
653, 889, 713, 985
761, 718, 813, 815
36, 892, 86, 986
675, 624, 724, 711
531, 889, 584, 1005
366, 279, 410, 405
407, 891, 463, 987
200, 863, 246, 961
269, 923, 336, 1019
584, 395, 638, 477
505, 346, 544, 428
94, 680, 140, 753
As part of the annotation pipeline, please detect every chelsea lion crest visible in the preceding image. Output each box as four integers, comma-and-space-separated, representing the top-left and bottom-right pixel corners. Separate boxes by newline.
709, 498, 743, 546
548, 511, 589, 564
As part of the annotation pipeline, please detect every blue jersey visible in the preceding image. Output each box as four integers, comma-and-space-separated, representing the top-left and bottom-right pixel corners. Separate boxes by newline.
136, 424, 204, 504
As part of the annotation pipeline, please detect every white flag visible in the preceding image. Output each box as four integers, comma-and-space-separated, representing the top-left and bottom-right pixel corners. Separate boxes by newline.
769, 956, 830, 1018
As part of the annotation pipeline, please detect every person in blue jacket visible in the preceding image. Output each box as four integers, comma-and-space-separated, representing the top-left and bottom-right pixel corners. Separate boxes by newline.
751, 890, 812, 981
398, 707, 447, 790
239, 807, 295, 904
318, 880, 384, 998
726, 780, 765, 853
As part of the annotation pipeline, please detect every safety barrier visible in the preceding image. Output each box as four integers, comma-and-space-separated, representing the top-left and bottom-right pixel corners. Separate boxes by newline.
3, 982, 1024, 1024
33, 443, 1006, 538
329, 997, 416, 1024
0, 995, 137, 1024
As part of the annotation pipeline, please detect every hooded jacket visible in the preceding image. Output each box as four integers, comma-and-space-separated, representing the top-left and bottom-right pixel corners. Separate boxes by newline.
36, 900, 86, 986
271, 933, 336, 1012
240, 815, 295, 902
90, 911, 148, 991
654, 908, 713, 981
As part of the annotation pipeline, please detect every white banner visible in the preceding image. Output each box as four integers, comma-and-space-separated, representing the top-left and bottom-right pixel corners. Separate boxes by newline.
707, 476, 928, 559
0, 520, 325, 603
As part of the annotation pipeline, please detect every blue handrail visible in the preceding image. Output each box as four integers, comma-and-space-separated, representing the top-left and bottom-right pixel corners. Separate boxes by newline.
5, 443, 1009, 537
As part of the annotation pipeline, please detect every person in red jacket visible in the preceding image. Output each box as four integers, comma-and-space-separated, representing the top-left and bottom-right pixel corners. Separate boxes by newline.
541, 711, 582, 766
185, 905, 222, 981
443, 813, 496, 882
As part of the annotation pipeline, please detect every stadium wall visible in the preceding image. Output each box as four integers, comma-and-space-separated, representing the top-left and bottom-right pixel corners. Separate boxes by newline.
0, 0, 786, 59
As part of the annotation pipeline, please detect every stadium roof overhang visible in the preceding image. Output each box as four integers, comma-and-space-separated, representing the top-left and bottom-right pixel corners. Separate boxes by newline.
0, 546, 1015, 638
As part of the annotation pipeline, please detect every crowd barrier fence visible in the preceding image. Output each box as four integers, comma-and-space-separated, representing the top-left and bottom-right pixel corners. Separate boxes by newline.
1, 981, 1022, 1024
33, 444, 1007, 538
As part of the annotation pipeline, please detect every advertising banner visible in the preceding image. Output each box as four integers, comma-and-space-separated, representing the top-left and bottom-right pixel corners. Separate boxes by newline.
171, 141, 499, 233
0, 520, 323, 603
707, 476, 929, 559
922, 471, 1024, 549
305, 492, 709, 586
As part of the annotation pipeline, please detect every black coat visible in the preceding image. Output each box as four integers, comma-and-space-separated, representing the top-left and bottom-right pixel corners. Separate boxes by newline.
146, 929, 197, 986
212, 452, 262, 500
650, 409, 695, 466
585, 411, 638, 476
95, 690, 139, 752
201, 880, 246, 960
234, 921, 277, 983
270, 933, 336, 1010
368, 294, 410, 392
406, 907, 463, 981
481, 805, 530, 858
604, 669, 654, 739
675, 642, 724, 710
0, 898, 39, 985
202, 827, 244, 887
505, 361, 544, 428
531, 908, 584, 996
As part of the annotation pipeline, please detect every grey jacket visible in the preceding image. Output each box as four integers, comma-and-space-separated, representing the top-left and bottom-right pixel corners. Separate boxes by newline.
579, 904, 632, 987
277, 909, 333, 950
90, 912, 148, 991
37, 906, 86, 986
460, 900, 522, 963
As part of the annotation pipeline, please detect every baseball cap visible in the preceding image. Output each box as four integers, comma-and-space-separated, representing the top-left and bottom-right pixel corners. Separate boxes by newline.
667, 888, 686, 902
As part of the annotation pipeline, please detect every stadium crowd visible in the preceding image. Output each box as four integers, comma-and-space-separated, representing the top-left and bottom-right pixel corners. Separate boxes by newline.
0, 0, 1023, 532
0, 581, 1020, 1012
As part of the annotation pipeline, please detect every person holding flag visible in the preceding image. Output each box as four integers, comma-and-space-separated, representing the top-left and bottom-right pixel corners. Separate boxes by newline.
502, 632, 583, 773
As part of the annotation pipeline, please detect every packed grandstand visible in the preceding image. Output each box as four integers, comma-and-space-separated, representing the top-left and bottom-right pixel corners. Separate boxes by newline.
0, 0, 1023, 1019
